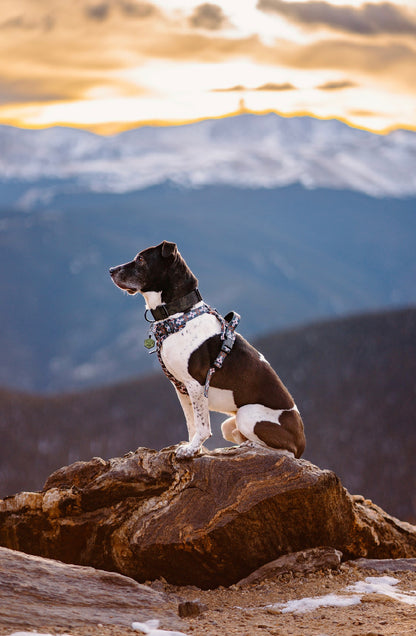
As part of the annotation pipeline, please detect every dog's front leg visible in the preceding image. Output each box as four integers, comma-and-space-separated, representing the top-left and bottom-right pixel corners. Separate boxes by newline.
176, 381, 211, 459
174, 387, 196, 441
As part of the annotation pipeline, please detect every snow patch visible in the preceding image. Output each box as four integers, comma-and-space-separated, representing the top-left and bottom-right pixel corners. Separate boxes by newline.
267, 576, 416, 614
132, 619, 189, 635
269, 593, 360, 614
348, 576, 416, 606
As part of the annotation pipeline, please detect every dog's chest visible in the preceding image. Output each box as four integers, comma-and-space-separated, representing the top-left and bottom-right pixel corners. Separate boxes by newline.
159, 312, 221, 381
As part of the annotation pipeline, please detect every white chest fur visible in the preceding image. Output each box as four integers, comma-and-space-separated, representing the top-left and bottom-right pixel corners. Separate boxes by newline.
160, 312, 221, 384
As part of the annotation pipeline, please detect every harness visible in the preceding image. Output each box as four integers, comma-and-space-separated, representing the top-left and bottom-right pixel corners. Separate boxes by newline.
144, 294, 240, 398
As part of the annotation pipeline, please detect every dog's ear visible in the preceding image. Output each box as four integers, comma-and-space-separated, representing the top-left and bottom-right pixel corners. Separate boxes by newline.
161, 241, 177, 258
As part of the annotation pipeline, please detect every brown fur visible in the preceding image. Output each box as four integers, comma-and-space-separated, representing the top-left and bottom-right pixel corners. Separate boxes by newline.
188, 333, 295, 410
254, 410, 305, 459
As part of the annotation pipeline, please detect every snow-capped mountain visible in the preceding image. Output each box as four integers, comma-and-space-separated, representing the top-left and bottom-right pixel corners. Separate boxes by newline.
1, 113, 416, 198
1, 112, 416, 393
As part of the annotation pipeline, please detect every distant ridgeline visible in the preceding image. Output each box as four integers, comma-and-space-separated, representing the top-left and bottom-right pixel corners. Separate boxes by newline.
1, 115, 416, 196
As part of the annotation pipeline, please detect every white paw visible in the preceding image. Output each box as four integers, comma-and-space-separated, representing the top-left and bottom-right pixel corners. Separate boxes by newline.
175, 443, 199, 459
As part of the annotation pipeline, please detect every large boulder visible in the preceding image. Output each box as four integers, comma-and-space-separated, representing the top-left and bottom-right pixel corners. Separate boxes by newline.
0, 545, 184, 632
1, 444, 415, 589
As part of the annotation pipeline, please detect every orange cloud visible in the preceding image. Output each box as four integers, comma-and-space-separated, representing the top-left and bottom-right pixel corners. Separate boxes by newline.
317, 79, 357, 90
282, 38, 416, 90
1, 0, 416, 131
213, 82, 296, 92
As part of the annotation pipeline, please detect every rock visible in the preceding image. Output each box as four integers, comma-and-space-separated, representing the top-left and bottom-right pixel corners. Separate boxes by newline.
236, 547, 343, 586
0, 546, 184, 632
1, 444, 416, 589
348, 557, 416, 573
178, 600, 208, 617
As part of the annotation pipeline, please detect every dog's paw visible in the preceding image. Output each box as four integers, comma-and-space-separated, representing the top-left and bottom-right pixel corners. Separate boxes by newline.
175, 443, 198, 459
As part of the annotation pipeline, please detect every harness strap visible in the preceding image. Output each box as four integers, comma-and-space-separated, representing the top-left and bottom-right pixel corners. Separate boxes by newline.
204, 311, 240, 397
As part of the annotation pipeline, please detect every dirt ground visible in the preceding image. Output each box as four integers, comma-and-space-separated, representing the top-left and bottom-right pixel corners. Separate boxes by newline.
6, 564, 416, 636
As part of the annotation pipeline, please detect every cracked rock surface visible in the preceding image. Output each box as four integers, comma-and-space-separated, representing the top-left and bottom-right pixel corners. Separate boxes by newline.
1, 444, 415, 589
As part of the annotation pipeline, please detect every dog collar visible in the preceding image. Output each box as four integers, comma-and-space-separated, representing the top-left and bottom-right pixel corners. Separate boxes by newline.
149, 289, 203, 321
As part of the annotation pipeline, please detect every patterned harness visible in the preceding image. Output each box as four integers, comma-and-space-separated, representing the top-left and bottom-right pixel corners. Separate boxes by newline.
147, 303, 240, 397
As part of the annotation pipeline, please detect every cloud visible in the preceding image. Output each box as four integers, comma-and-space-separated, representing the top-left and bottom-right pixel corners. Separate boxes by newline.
118, 1, 156, 18
85, 0, 156, 21
212, 85, 246, 92
85, 2, 111, 21
0, 0, 166, 107
349, 109, 377, 117
256, 82, 296, 91
0, 76, 94, 105
317, 79, 357, 90
212, 82, 296, 92
1, 0, 415, 122
0, 69, 148, 107
141, 31, 268, 62
0, 14, 55, 31
189, 3, 229, 30
285, 38, 416, 81
257, 0, 416, 36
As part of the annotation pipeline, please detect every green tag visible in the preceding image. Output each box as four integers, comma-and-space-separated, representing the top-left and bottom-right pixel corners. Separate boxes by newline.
144, 338, 155, 350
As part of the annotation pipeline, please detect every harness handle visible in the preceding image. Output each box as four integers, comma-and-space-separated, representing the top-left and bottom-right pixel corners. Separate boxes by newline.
204, 311, 240, 397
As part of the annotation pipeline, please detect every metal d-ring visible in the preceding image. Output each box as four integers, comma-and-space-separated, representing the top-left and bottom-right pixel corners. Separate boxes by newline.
144, 309, 155, 323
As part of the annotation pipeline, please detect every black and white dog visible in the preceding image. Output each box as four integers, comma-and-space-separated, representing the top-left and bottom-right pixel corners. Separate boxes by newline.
110, 241, 305, 459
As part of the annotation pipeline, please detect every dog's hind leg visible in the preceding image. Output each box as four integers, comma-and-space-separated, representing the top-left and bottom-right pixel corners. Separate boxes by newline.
176, 381, 212, 459
221, 416, 247, 444
236, 404, 305, 459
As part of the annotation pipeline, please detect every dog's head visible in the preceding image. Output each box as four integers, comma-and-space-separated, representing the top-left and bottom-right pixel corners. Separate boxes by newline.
109, 240, 197, 304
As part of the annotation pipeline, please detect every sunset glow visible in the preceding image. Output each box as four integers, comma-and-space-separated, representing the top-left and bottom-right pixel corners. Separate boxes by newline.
1, 0, 416, 133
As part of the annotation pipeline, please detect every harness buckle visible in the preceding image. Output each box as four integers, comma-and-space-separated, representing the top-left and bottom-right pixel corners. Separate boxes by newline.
221, 335, 234, 353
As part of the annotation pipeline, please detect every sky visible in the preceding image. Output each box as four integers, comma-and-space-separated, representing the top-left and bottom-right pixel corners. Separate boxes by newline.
0, 0, 416, 133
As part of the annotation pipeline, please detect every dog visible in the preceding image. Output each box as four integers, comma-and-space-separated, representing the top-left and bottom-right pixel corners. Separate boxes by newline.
110, 240, 305, 459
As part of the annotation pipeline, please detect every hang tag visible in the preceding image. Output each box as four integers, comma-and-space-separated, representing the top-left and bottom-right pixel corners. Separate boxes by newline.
144, 338, 156, 350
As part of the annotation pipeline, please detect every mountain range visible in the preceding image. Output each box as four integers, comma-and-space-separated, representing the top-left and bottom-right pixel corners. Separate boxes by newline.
0, 113, 415, 392
1, 113, 416, 201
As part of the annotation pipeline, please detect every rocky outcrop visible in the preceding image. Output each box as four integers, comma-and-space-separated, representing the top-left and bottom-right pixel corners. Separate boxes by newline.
236, 547, 343, 586
0, 546, 184, 632
1, 444, 416, 589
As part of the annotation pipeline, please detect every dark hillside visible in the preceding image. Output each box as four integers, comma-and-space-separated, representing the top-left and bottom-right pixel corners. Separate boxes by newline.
1, 307, 415, 521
